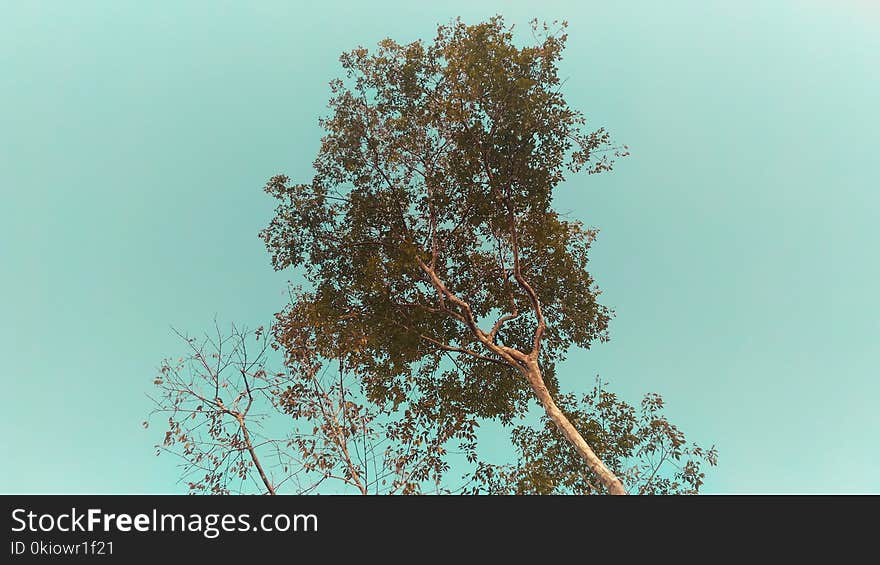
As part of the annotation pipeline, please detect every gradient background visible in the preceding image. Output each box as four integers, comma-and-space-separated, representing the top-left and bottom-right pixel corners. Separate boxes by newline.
1, 0, 877, 494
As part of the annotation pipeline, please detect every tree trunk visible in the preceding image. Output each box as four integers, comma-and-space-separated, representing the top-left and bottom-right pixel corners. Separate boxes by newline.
523, 360, 627, 495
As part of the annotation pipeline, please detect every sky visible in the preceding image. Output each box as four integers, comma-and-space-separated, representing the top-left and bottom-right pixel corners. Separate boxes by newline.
1, 0, 877, 494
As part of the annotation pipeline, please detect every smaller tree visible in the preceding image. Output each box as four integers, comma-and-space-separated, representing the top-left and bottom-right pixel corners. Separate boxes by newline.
148, 324, 292, 494
148, 321, 480, 495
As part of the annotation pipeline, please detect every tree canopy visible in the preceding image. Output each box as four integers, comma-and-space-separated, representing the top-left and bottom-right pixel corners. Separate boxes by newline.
261, 16, 645, 494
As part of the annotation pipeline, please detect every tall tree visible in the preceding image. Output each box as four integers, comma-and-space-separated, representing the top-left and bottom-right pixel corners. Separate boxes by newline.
261, 17, 633, 493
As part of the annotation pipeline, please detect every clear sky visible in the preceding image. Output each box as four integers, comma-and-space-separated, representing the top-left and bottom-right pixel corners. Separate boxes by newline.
1, 1, 877, 494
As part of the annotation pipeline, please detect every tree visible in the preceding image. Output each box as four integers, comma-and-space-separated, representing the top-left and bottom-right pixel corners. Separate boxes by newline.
261, 16, 632, 493
149, 16, 717, 496
149, 324, 289, 495
149, 323, 479, 495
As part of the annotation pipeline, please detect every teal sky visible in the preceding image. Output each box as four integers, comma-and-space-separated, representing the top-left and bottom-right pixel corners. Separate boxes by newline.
1, 1, 877, 494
